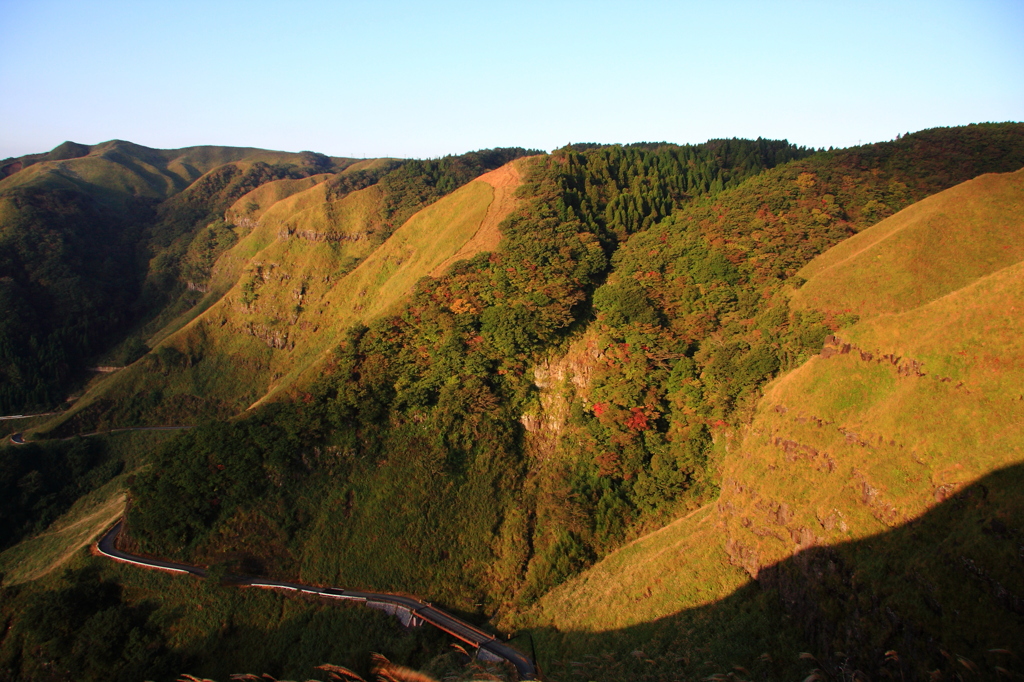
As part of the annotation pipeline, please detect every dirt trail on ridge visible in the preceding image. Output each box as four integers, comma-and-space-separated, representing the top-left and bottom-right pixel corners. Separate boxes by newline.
430, 158, 526, 277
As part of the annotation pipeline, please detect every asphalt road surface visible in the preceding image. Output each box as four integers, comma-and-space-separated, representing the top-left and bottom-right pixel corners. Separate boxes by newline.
96, 521, 538, 680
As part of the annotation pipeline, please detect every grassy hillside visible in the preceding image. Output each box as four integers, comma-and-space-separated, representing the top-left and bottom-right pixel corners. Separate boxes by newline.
5, 127, 1024, 681
517, 167, 1024, 679
261, 164, 512, 403
723, 256, 1024, 568
429, 160, 527, 277
132, 153, 365, 333
135, 162, 381, 347
114, 137, 816, 611
0, 428, 178, 583
0, 141, 347, 413
1, 142, 531, 420
792, 167, 1024, 317
0, 140, 325, 209
112, 126, 1024, 605
0, 486, 126, 585
43, 157, 529, 431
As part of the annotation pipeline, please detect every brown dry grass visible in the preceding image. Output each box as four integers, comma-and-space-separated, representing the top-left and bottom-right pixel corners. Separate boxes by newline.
370, 654, 439, 682
515, 505, 750, 633
520, 168, 1024, 640
792, 167, 1024, 319
429, 158, 529, 277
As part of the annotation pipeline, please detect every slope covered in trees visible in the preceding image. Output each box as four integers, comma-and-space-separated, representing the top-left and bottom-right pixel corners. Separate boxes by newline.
520, 165, 1024, 680
0, 142, 355, 413
2, 124, 1023, 682
118, 124, 1024, 616
0, 142, 533, 417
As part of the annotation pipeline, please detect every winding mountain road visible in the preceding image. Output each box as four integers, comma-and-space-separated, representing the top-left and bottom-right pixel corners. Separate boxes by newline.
96, 521, 538, 680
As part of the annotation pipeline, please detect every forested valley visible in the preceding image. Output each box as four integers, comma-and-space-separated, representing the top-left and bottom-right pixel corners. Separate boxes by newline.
2, 123, 1024, 681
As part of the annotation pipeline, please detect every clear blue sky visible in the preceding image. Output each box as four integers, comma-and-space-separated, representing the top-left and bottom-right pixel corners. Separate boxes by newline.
2, 0, 1022, 159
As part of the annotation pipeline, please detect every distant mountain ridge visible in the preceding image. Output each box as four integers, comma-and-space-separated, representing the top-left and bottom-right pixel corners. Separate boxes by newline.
0, 140, 350, 412
0, 140, 529, 415
2, 139, 348, 181
2, 124, 1024, 682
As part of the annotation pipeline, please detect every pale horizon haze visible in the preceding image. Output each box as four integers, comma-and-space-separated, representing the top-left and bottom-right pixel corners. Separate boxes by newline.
1, 0, 1022, 159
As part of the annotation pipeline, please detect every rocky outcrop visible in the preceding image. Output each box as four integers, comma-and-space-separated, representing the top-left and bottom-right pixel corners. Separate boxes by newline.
820, 334, 927, 377
241, 322, 292, 350
278, 228, 368, 243
519, 334, 604, 457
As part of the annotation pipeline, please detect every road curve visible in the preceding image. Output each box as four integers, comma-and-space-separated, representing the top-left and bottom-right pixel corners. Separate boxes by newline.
96, 521, 538, 680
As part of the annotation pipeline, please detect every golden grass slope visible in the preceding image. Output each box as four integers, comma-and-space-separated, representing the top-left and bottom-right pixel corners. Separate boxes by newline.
190, 158, 527, 408
141, 174, 338, 349
152, 158, 407, 347
519, 168, 1024, 638
51, 160, 526, 426
430, 158, 527, 277
47, 181, 392, 425
792, 166, 1024, 318
517, 505, 751, 633
254, 171, 502, 403
224, 174, 335, 224
720, 258, 1024, 580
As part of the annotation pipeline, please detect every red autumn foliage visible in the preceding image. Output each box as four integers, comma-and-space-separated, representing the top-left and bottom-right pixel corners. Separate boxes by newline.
625, 407, 649, 431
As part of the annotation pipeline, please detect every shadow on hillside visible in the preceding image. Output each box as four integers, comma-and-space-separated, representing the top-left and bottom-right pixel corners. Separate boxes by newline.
526, 463, 1024, 681
149, 465, 1024, 682
166, 597, 456, 682
36, 465, 1019, 682
150, 587, 518, 682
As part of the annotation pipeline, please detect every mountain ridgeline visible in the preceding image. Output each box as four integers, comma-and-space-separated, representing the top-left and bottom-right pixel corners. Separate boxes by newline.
0, 142, 538, 413
91, 127, 1024, 587
1, 123, 1023, 682
518, 163, 1024, 680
